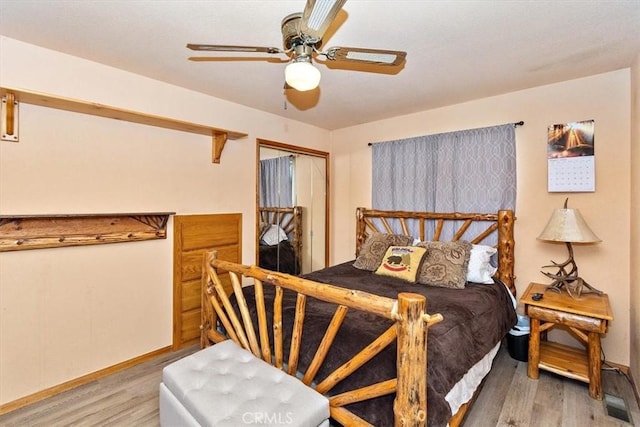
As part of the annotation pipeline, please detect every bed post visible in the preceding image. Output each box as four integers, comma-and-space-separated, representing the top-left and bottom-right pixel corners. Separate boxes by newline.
292, 206, 303, 270
355, 207, 366, 256
394, 292, 428, 426
200, 250, 217, 348
496, 209, 516, 295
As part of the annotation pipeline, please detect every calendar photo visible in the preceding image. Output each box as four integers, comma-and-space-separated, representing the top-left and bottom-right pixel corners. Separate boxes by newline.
547, 120, 595, 192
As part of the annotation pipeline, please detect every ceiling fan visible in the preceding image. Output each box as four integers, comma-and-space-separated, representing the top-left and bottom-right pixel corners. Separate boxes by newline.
187, 0, 407, 91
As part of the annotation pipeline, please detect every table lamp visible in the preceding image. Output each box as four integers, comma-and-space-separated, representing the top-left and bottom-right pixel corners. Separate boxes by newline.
537, 198, 602, 298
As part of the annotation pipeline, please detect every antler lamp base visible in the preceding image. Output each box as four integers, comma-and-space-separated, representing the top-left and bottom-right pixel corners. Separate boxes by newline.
541, 242, 603, 299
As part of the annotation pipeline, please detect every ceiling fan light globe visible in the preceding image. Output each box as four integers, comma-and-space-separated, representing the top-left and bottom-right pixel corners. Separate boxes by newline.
285, 61, 321, 91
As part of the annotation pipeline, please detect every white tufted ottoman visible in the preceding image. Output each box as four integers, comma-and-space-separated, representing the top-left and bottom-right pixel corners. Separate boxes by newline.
159, 339, 330, 426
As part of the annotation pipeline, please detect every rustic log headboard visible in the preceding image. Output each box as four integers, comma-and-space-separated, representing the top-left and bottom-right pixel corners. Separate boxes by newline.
258, 206, 303, 266
355, 208, 516, 295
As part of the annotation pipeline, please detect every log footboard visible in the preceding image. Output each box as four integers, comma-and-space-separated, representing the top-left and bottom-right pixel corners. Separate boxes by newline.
201, 250, 442, 427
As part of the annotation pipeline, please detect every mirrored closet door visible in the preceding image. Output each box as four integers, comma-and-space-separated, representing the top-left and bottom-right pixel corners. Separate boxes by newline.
256, 139, 329, 275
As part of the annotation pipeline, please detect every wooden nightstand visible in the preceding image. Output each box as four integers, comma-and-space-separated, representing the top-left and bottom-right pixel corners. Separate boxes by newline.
521, 282, 613, 400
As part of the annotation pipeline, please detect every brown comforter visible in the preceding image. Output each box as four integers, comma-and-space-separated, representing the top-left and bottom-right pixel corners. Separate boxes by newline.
237, 261, 516, 426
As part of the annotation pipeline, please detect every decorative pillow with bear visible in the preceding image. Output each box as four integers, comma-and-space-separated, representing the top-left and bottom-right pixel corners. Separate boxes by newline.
374, 246, 427, 283
416, 240, 472, 289
353, 233, 414, 271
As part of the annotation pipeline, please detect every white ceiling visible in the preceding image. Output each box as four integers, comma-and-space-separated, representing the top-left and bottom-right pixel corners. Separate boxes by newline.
1, 1, 639, 130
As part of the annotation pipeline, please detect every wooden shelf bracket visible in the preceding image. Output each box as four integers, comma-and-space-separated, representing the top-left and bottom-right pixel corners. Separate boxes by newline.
213, 132, 227, 164
1, 92, 19, 142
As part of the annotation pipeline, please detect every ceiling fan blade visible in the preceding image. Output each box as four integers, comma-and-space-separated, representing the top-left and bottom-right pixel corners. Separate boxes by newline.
188, 56, 289, 63
186, 44, 283, 54
323, 46, 407, 66
299, 0, 347, 43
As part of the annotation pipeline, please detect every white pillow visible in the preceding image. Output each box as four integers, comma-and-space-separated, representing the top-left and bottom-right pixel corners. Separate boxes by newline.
261, 225, 288, 245
466, 244, 498, 284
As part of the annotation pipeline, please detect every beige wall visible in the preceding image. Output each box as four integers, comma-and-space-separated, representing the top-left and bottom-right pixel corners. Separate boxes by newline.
330, 70, 632, 365
630, 53, 639, 392
0, 37, 330, 405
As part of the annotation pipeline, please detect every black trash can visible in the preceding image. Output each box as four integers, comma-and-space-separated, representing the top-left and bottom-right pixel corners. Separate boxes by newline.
507, 314, 530, 362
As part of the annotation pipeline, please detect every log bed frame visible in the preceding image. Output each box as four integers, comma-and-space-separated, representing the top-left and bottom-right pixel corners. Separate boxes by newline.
201, 208, 515, 426
258, 206, 303, 271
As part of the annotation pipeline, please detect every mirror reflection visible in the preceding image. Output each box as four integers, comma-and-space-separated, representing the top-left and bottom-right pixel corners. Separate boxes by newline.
257, 140, 328, 275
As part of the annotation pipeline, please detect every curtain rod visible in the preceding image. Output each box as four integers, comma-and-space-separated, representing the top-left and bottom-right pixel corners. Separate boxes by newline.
368, 121, 525, 146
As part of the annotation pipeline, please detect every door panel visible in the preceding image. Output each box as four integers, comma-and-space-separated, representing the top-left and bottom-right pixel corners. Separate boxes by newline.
173, 213, 242, 349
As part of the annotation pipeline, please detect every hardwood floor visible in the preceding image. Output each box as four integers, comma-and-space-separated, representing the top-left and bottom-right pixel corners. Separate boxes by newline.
464, 345, 639, 427
0, 343, 637, 426
0, 345, 198, 427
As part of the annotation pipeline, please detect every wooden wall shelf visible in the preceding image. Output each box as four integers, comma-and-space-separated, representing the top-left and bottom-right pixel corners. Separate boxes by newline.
0, 213, 175, 252
0, 86, 248, 163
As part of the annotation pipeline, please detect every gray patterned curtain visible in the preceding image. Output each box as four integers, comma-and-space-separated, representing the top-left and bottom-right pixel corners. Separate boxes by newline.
371, 124, 516, 244
259, 156, 293, 208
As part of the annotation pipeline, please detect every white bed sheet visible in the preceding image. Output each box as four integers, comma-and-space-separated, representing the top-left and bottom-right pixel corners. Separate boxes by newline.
446, 340, 501, 419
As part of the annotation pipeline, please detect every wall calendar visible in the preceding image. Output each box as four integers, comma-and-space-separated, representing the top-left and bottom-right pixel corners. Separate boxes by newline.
547, 120, 595, 192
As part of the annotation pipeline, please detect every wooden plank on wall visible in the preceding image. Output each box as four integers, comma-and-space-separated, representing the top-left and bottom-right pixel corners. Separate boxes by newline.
0, 213, 173, 252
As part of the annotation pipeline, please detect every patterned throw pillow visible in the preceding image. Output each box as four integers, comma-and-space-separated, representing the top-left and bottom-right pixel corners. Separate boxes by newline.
416, 241, 472, 289
353, 233, 414, 271
375, 246, 427, 283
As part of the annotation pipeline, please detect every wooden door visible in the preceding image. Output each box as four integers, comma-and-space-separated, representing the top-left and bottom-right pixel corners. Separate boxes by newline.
173, 213, 242, 349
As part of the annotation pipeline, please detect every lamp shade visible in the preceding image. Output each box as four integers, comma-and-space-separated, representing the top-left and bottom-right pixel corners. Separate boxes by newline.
537, 208, 601, 243
285, 61, 321, 91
